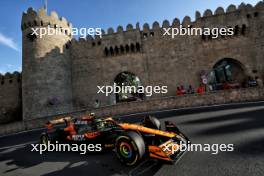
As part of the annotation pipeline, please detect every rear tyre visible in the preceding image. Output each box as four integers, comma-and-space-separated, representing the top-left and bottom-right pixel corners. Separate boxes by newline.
115, 131, 145, 166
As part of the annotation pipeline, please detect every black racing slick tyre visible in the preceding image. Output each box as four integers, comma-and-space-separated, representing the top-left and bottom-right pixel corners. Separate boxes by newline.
115, 131, 145, 166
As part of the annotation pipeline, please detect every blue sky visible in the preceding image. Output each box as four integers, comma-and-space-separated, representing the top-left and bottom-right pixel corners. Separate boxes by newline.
0, 0, 260, 74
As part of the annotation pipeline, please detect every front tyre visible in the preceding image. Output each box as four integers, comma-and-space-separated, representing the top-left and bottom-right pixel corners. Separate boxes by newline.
115, 131, 145, 166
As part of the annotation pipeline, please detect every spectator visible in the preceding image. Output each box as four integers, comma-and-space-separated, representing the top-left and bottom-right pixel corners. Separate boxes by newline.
208, 84, 213, 91
256, 76, 263, 87
248, 76, 257, 87
176, 87, 182, 96
94, 99, 100, 108
180, 85, 186, 95
197, 84, 205, 94
187, 85, 194, 94
223, 82, 230, 90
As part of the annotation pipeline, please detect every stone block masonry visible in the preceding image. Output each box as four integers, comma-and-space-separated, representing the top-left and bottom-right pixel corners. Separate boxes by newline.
0, 87, 263, 136
1, 1, 264, 124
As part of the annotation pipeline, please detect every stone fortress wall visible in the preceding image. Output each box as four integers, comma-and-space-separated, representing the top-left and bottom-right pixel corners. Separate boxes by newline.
69, 2, 264, 113
1, 1, 264, 122
0, 72, 22, 123
21, 8, 73, 120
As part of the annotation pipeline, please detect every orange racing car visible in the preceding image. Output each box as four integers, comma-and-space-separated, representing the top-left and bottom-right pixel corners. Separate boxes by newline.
40, 114, 190, 166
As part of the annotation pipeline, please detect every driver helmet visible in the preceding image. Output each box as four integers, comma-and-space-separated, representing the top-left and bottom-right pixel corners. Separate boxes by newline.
94, 118, 105, 129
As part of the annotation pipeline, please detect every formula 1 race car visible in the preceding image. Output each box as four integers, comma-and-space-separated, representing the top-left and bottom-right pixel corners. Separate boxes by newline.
40, 113, 190, 166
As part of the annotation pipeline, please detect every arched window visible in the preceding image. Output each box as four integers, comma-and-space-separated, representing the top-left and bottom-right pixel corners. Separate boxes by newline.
115, 46, 119, 55
27, 32, 37, 42
136, 43, 140, 52
110, 47, 114, 56
65, 29, 68, 35
241, 24, 246, 35
120, 45, 124, 54
201, 34, 206, 41
131, 44, 135, 52
208, 34, 212, 41
104, 48, 109, 56
114, 71, 143, 103
125, 45, 130, 53
234, 25, 239, 36
210, 58, 246, 87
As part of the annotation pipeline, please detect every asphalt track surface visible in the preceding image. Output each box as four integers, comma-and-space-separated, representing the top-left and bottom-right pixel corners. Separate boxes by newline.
0, 101, 264, 176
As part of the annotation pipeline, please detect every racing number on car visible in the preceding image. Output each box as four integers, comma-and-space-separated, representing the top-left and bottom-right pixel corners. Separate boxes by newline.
84, 131, 101, 139
72, 134, 85, 141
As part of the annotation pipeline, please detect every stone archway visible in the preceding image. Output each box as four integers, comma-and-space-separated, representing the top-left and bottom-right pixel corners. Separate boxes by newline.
113, 71, 143, 103
208, 58, 247, 89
